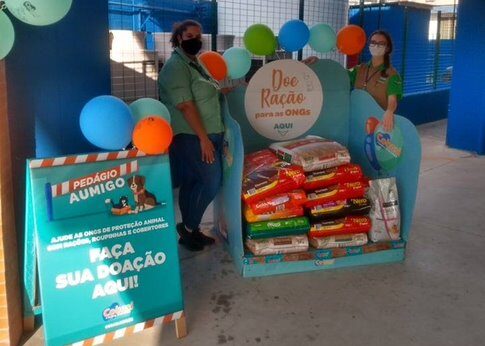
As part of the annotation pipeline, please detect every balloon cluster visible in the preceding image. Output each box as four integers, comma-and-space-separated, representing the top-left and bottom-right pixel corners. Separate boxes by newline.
364, 117, 404, 172
0, 0, 73, 60
197, 47, 252, 82
80, 96, 173, 155
242, 21, 367, 56
198, 22, 366, 82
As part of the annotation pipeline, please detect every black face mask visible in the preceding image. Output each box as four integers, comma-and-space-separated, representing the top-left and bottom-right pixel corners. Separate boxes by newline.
181, 38, 202, 55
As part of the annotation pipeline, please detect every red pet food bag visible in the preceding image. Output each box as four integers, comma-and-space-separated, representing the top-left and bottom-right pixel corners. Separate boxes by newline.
309, 216, 372, 238
244, 204, 305, 223
305, 181, 367, 208
247, 190, 307, 215
242, 162, 306, 204
244, 149, 280, 176
309, 198, 372, 221
303, 164, 363, 191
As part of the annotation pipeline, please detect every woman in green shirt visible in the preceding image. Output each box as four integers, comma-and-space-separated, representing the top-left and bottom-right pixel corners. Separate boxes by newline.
348, 30, 402, 131
159, 20, 228, 251
304, 30, 403, 131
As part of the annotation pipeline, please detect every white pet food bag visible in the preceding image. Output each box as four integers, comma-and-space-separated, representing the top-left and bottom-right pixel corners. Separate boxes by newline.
245, 235, 309, 256
368, 178, 401, 242
269, 137, 351, 172
310, 233, 368, 249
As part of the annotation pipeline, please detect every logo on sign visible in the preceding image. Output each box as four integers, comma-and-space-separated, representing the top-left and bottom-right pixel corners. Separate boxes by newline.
375, 132, 402, 158
364, 117, 404, 172
102, 302, 134, 321
244, 60, 323, 141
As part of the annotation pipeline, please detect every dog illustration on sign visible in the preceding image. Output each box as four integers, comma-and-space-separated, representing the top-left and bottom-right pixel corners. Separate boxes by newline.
127, 175, 159, 213
105, 196, 132, 215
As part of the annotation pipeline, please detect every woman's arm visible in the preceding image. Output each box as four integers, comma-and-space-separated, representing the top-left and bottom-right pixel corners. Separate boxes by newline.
383, 72, 403, 131
383, 94, 398, 132
176, 101, 215, 164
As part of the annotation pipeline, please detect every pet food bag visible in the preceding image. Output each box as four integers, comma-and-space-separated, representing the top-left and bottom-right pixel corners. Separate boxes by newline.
309, 216, 372, 238
269, 137, 351, 172
305, 181, 367, 208
246, 216, 310, 240
309, 198, 372, 222
247, 190, 307, 215
244, 149, 280, 176
303, 164, 363, 191
368, 178, 401, 242
309, 233, 368, 249
242, 162, 306, 204
246, 235, 309, 256
244, 205, 305, 223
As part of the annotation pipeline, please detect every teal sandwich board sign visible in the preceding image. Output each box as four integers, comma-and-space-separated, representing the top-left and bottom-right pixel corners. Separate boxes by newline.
25, 150, 184, 345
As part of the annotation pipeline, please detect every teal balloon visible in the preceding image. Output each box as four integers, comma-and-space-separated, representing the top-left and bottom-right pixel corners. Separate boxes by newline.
243, 24, 276, 56
0, 11, 15, 60
223, 47, 251, 79
374, 125, 404, 172
5, 0, 72, 26
309, 24, 336, 53
129, 98, 171, 124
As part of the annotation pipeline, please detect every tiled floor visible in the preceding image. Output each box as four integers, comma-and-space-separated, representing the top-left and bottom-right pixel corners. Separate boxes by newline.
23, 120, 485, 346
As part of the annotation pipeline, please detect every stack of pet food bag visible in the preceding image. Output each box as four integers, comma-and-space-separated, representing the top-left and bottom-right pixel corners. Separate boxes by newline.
242, 148, 309, 256
242, 137, 401, 257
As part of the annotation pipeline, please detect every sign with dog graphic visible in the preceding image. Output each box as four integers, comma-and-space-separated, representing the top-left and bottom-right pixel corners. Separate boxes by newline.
25, 150, 185, 346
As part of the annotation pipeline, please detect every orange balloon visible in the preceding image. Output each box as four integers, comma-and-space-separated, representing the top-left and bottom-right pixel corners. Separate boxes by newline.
337, 25, 367, 56
198, 51, 228, 81
133, 116, 173, 155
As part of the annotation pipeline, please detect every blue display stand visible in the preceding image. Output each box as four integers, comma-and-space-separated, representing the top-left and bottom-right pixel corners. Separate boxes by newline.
215, 59, 421, 277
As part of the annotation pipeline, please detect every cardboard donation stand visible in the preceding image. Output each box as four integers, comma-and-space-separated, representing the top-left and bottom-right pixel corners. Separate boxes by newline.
215, 59, 421, 277
24, 150, 186, 345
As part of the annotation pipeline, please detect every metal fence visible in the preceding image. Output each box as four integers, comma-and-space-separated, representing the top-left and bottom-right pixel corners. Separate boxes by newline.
108, 0, 216, 102
107, 0, 458, 100
108, 0, 349, 101
216, 0, 348, 79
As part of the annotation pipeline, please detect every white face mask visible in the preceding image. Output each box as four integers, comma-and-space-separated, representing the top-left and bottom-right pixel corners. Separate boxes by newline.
369, 44, 386, 57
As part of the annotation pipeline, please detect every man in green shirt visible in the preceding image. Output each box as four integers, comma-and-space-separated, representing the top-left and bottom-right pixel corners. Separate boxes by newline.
158, 20, 224, 251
